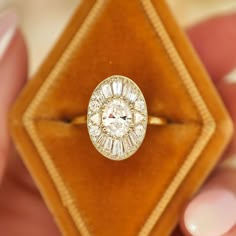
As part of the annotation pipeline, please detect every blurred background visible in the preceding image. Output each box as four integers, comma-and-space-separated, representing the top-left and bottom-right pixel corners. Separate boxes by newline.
0, 0, 236, 76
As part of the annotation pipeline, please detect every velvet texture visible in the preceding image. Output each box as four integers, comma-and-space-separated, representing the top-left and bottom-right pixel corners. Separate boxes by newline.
10, 0, 233, 236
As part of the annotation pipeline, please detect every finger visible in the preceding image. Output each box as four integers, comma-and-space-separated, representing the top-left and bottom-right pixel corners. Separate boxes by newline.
215, 73, 236, 159
0, 11, 61, 236
181, 13, 236, 236
188, 13, 236, 160
0, 10, 27, 181
223, 224, 236, 236
0, 151, 61, 236
187, 13, 236, 83
184, 170, 236, 236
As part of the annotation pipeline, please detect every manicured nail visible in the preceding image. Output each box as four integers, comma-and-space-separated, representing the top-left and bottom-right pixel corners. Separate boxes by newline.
0, 10, 18, 62
184, 189, 236, 236
224, 68, 236, 84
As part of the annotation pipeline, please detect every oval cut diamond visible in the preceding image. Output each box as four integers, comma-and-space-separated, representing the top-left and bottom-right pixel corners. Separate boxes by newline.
102, 99, 132, 138
87, 75, 147, 160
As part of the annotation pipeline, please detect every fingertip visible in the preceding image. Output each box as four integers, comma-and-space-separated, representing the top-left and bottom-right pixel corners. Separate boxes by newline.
0, 10, 28, 182
183, 189, 236, 236
0, 10, 28, 112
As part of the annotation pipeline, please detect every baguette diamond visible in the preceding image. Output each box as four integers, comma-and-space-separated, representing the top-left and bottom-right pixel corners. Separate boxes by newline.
87, 75, 148, 160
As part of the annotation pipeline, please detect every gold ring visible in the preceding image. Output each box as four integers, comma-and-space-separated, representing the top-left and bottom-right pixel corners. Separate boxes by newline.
72, 116, 167, 126
73, 75, 167, 161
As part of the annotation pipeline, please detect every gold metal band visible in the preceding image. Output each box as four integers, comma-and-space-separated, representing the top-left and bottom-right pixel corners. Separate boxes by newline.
148, 116, 168, 125
72, 115, 87, 125
72, 115, 167, 126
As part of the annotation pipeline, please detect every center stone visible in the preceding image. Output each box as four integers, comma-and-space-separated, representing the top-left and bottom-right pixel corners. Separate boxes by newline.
102, 99, 132, 138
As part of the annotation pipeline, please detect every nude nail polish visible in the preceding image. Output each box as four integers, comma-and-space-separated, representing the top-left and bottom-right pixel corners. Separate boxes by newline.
224, 68, 236, 84
0, 10, 18, 61
184, 189, 236, 236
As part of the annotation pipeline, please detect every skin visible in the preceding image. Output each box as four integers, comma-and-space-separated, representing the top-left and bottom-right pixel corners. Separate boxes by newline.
0, 14, 235, 236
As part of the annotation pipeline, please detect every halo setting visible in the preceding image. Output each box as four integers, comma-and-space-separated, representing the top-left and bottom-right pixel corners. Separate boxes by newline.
87, 75, 148, 160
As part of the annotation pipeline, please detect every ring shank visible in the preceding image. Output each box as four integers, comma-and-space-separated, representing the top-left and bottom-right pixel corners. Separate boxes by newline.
148, 116, 168, 125
72, 115, 167, 126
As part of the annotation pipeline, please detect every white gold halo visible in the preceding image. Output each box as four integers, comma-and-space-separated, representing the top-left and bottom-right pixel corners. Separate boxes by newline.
87, 75, 148, 161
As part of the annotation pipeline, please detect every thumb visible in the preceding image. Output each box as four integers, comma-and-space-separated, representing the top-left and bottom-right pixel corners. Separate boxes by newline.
0, 11, 28, 181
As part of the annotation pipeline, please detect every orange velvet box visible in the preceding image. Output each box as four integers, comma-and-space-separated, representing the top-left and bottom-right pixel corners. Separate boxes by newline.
10, 1, 233, 236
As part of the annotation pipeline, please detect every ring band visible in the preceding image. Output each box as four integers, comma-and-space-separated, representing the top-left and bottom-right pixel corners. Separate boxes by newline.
85, 75, 166, 161
72, 115, 167, 126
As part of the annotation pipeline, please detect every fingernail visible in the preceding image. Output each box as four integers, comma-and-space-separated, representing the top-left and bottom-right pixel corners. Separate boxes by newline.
224, 68, 236, 84
184, 189, 236, 236
0, 10, 18, 62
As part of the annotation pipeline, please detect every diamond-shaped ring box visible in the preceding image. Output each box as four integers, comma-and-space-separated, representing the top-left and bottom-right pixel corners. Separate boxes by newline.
10, 0, 233, 236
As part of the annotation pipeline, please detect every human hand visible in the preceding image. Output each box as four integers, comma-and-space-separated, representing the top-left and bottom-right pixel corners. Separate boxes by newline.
0, 10, 235, 236
180, 13, 236, 236
0, 11, 60, 236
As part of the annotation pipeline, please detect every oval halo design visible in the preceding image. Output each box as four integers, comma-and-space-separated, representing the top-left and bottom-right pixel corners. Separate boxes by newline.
87, 75, 148, 161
